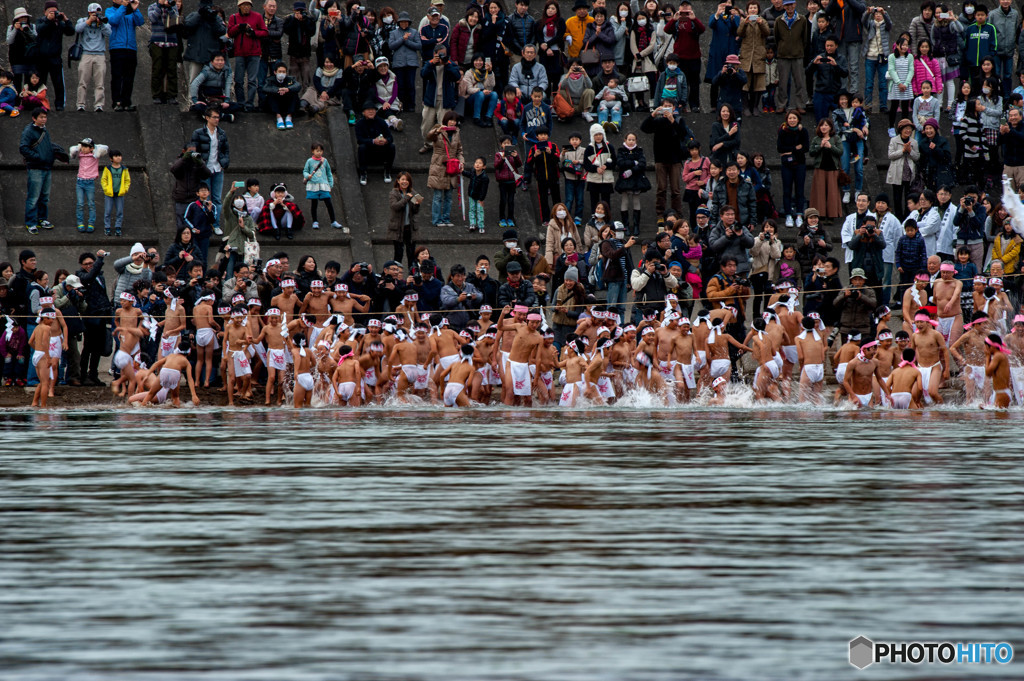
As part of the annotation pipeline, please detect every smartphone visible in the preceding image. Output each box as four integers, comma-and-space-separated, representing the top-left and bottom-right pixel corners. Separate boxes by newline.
485, 57, 492, 67
233, 180, 245, 188
328, 7, 340, 17
412, 193, 424, 203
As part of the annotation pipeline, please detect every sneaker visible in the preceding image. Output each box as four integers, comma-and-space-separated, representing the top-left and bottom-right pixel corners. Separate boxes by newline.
359, 173, 367, 185
347, 111, 356, 125
39, 220, 53, 230
393, 117, 404, 131
104, 228, 111, 236
468, 224, 478, 232
86, 225, 94, 233
842, 191, 851, 204
94, 106, 102, 112
383, 171, 392, 183
276, 118, 285, 130
312, 221, 320, 230
418, 144, 431, 154
115, 228, 122, 237
10, 109, 20, 117
77, 106, 85, 112
285, 115, 293, 129
478, 228, 485, 234
785, 215, 794, 228
286, 229, 294, 240
77, 224, 86, 233
213, 226, 223, 236
574, 217, 581, 227
499, 219, 508, 229
330, 221, 343, 230
795, 215, 803, 228
26, 224, 39, 235
583, 112, 595, 123
888, 127, 896, 137
113, 104, 124, 112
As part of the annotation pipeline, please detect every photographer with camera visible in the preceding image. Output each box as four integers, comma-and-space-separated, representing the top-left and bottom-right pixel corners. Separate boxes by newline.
640, 99, 695, 221
630, 247, 678, 320
803, 255, 842, 329
7, 8, 38, 92
221, 261, 259, 301
440, 264, 483, 331
953, 185, 987, 271
467, 255, 499, 309
709, 204, 755, 280
183, 0, 228, 88
663, 1, 704, 112
848, 213, 886, 288
750, 220, 782, 318
33, 2, 74, 111
113, 243, 154, 303
711, 54, 747, 114
105, 0, 145, 111
366, 260, 402, 314
833, 267, 877, 341
170, 145, 213, 230
795, 207, 833, 274
74, 3, 112, 112
407, 258, 443, 311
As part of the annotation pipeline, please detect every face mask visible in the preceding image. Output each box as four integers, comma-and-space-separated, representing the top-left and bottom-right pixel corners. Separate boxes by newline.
233, 198, 246, 210
556, 210, 567, 219
983, 87, 991, 95
276, 73, 286, 82
383, 15, 393, 23
595, 213, 606, 221
619, 9, 628, 17
614, 230, 625, 239
505, 241, 517, 249
966, 5, 974, 13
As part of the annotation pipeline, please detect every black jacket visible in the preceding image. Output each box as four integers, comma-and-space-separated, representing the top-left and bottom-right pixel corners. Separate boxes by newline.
76, 256, 111, 325
33, 16, 74, 61
282, 14, 316, 58
190, 125, 230, 170
497, 279, 538, 308
639, 112, 694, 165
462, 169, 489, 201
170, 152, 213, 203
467, 273, 499, 308
354, 116, 394, 146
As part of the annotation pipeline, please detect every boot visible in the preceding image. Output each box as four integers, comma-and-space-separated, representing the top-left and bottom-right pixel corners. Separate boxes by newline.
632, 210, 641, 237
620, 211, 630, 231
750, 92, 761, 117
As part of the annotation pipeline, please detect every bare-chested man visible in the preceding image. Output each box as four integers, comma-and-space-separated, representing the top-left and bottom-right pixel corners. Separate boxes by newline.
831, 332, 862, 402
223, 309, 253, 405
429, 313, 465, 393
494, 305, 528, 404
330, 283, 371, 327
583, 337, 616, 404
534, 330, 558, 403
984, 333, 1013, 409
902, 273, 932, 335
159, 288, 187, 358
653, 313, 683, 385
288, 334, 315, 408
358, 340, 389, 402
271, 278, 301, 318
395, 292, 420, 328
1006, 315, 1024, 404
330, 344, 362, 406
843, 341, 890, 408
390, 323, 435, 400
253, 307, 288, 405
774, 297, 803, 395
112, 292, 145, 396
193, 291, 220, 387
558, 337, 590, 407
438, 344, 476, 407
706, 316, 750, 383
141, 342, 200, 407
670, 318, 697, 402
28, 312, 58, 407
910, 312, 949, 404
950, 314, 991, 402
507, 312, 544, 406
886, 348, 924, 409
796, 316, 827, 403
748, 318, 782, 401
933, 262, 964, 346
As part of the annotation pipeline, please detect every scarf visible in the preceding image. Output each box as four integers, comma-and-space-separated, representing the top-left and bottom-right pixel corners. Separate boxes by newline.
320, 64, 339, 78
471, 67, 486, 84
124, 261, 145, 275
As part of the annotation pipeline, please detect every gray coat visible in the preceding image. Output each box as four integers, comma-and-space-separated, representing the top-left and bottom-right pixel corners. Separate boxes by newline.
709, 222, 756, 275
113, 256, 153, 302
182, 6, 227, 64
440, 282, 483, 330
989, 5, 1020, 57
388, 25, 421, 68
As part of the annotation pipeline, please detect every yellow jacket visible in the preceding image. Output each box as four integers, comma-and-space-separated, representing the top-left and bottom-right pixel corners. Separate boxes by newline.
992, 233, 1021, 274
564, 15, 594, 58
100, 165, 131, 197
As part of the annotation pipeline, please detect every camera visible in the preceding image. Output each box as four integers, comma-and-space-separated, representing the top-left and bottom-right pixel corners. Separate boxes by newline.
864, 225, 875, 234
735, 278, 751, 288
144, 252, 157, 261
359, 263, 371, 277
964, 196, 975, 206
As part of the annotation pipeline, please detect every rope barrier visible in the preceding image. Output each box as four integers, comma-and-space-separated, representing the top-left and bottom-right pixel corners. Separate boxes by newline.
8, 267, 1017, 321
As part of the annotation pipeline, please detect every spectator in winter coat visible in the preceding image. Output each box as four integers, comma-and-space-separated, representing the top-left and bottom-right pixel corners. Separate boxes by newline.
75, 5, 112, 111
389, 11, 421, 111
663, 1, 705, 111
183, 0, 228, 89
34, 2, 75, 110
227, 0, 268, 110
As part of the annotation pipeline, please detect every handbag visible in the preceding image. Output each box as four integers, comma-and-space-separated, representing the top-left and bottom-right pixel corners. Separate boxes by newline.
441, 134, 461, 175
627, 75, 649, 93
580, 41, 599, 65
243, 236, 261, 267
67, 33, 83, 63
837, 170, 852, 186
552, 87, 575, 119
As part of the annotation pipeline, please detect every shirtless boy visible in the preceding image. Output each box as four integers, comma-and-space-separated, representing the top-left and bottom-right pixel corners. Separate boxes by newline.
842, 341, 890, 408
910, 312, 950, 404
933, 262, 964, 346
950, 314, 991, 402
193, 291, 221, 387
558, 337, 590, 406
112, 292, 145, 396
223, 309, 254, 405
141, 341, 200, 407
886, 348, 924, 409
330, 283, 371, 326
984, 333, 1013, 409
160, 288, 187, 358
438, 344, 476, 407
331, 344, 362, 406
28, 312, 58, 407
796, 316, 827, 403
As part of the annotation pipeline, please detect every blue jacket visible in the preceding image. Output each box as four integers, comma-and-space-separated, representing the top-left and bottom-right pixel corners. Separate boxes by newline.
105, 5, 145, 51
963, 22, 997, 67
19, 123, 65, 170
953, 204, 987, 242
894, 233, 927, 272
420, 61, 461, 109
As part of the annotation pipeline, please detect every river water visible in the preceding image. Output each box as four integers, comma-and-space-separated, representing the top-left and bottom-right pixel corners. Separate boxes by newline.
2, 406, 1022, 680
